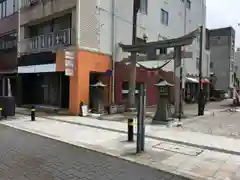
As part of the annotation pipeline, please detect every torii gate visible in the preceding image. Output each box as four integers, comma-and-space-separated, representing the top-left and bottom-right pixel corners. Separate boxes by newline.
119, 28, 201, 117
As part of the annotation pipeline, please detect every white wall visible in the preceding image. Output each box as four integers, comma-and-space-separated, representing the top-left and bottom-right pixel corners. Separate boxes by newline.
94, 0, 208, 76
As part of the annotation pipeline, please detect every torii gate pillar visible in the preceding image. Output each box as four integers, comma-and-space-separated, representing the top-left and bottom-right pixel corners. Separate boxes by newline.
174, 46, 183, 117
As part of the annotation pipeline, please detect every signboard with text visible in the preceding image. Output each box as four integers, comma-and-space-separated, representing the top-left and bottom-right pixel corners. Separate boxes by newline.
65, 51, 75, 76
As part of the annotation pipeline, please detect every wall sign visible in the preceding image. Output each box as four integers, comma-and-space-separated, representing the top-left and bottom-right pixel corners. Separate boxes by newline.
65, 51, 75, 76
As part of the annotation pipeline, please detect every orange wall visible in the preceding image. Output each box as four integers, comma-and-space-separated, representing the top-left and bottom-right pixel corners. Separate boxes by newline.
69, 50, 111, 115
56, 51, 65, 72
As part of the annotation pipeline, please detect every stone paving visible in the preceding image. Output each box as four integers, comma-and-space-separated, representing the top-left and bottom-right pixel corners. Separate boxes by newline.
0, 123, 188, 180
16, 100, 231, 122
97, 99, 233, 122
18, 112, 240, 155
2, 114, 240, 179
178, 109, 240, 139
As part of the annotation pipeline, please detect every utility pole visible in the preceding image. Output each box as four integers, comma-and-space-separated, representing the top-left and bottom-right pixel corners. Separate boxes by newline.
198, 25, 203, 116
176, 0, 187, 119
178, 64, 183, 123
181, 0, 187, 115
128, 0, 140, 110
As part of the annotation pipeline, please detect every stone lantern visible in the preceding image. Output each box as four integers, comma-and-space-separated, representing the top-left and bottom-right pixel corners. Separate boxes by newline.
152, 79, 174, 124
90, 81, 106, 114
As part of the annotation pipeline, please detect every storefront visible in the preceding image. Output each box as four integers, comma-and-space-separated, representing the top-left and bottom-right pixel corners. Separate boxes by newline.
19, 72, 69, 108
17, 51, 69, 108
17, 49, 111, 115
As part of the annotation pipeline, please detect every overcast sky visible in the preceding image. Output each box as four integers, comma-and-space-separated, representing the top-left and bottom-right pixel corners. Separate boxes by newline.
207, 0, 240, 46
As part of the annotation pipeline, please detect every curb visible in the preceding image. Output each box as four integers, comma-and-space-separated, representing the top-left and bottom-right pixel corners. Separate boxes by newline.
16, 112, 240, 156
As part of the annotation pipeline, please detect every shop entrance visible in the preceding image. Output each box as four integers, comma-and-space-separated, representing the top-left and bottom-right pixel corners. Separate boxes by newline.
21, 72, 69, 108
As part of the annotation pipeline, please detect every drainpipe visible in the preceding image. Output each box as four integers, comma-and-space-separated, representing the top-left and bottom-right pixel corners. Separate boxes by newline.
16, 0, 21, 102
17, 0, 21, 58
76, 0, 81, 49
111, 0, 116, 104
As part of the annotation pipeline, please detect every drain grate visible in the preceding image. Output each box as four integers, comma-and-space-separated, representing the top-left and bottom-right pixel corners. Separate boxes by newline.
153, 142, 203, 156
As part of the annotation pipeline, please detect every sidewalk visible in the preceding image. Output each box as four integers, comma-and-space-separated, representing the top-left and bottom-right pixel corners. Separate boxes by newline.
18, 110, 240, 156
96, 99, 233, 121
1, 114, 240, 179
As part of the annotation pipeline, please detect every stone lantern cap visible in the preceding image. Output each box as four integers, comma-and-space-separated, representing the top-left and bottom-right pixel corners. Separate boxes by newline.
154, 80, 174, 87
91, 81, 106, 87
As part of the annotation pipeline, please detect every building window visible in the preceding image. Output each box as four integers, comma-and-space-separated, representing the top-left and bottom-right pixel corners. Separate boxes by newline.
2, 1, 7, 18
160, 48, 167, 54
0, 0, 17, 19
13, 0, 18, 12
6, 0, 14, 16
210, 62, 213, 68
196, 58, 199, 69
161, 9, 169, 26
0, 3, 2, 18
0, 32, 17, 50
121, 81, 143, 102
140, 0, 148, 14
186, 0, 191, 9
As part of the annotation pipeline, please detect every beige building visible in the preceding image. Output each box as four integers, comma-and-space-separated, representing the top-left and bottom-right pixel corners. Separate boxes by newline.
18, 0, 111, 115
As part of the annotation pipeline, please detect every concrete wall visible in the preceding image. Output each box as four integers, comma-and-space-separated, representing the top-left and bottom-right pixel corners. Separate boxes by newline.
210, 36, 230, 91
0, 13, 18, 35
20, 0, 76, 26
0, 11, 18, 72
209, 27, 235, 92
79, 0, 99, 50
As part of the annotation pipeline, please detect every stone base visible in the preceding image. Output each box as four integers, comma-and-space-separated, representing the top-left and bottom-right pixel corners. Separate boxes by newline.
172, 112, 184, 118
127, 107, 137, 113
152, 118, 174, 125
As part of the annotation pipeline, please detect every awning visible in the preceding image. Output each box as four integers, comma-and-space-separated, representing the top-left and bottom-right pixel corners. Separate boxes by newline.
185, 77, 198, 83
201, 79, 210, 84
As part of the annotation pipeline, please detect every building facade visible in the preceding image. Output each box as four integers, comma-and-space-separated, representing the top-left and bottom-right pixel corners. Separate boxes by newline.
17, 0, 111, 115
234, 49, 240, 88
234, 48, 240, 78
209, 27, 235, 93
101, 0, 209, 105
16, 0, 208, 114
0, 0, 18, 99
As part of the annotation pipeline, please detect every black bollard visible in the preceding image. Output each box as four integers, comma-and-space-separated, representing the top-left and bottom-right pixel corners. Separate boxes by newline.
79, 101, 84, 116
0, 108, 2, 120
31, 106, 35, 121
128, 118, 134, 142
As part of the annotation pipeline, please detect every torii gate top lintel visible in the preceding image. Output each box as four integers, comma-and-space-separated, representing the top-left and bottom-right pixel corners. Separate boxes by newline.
119, 29, 199, 53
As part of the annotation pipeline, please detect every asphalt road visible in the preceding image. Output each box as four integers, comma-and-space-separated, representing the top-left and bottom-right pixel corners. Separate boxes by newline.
0, 124, 189, 180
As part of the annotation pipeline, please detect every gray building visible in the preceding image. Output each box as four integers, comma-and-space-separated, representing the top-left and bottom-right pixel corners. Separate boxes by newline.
234, 49, 240, 79
209, 27, 235, 93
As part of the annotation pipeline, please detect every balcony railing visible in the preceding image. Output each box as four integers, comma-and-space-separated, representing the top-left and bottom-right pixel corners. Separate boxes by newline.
22, 28, 72, 54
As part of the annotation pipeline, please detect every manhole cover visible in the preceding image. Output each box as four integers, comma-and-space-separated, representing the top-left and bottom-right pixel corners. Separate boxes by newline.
153, 142, 203, 156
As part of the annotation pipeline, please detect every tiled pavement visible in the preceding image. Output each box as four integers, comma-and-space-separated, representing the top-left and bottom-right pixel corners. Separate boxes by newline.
174, 109, 240, 139
97, 99, 233, 121
17, 111, 240, 155
0, 124, 188, 180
